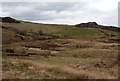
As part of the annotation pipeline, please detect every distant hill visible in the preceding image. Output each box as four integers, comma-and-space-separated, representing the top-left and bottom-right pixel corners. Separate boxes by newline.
0, 17, 20, 23
75, 22, 120, 32
1, 17, 120, 33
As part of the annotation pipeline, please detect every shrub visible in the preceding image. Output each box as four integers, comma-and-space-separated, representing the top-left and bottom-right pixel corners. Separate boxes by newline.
38, 29, 43, 35
73, 54, 78, 58
76, 44, 82, 48
17, 30, 27, 35
30, 29, 33, 33
5, 49, 14, 53
51, 34, 58, 39
47, 40, 51, 42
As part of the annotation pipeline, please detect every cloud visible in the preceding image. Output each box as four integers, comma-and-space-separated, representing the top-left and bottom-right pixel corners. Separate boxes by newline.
1, 0, 119, 26
118, 1, 120, 26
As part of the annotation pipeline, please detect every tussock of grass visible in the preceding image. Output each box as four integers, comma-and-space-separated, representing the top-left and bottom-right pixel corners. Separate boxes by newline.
17, 60, 116, 79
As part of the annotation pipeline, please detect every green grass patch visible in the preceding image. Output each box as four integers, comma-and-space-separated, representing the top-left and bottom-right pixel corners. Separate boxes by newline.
103, 30, 119, 36
2, 61, 28, 72
55, 27, 100, 37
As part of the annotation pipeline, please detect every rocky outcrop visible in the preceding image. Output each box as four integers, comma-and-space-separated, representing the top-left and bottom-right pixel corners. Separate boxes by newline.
0, 17, 20, 23
75, 22, 98, 28
75, 22, 120, 32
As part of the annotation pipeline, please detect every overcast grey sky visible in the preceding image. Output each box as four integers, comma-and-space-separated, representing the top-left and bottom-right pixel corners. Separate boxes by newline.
1, 0, 119, 26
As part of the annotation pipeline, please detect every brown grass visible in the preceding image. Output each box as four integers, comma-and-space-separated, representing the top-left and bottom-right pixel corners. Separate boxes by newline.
15, 59, 116, 79
2, 22, 70, 34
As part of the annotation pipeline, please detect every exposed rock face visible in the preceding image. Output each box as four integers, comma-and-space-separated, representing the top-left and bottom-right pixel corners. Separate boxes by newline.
75, 22, 120, 32
0, 17, 20, 23
75, 22, 98, 28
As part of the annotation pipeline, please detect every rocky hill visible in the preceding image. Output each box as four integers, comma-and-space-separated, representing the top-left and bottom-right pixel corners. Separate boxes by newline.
75, 22, 120, 32
0, 17, 20, 23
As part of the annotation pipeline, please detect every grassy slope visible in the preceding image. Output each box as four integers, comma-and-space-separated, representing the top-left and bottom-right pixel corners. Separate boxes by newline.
2, 21, 119, 79
2, 22, 101, 36
2, 22, 72, 34
2, 21, 118, 38
3, 59, 70, 79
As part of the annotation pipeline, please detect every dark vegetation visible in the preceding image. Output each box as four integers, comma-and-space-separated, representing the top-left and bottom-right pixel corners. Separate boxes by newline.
2, 25, 57, 44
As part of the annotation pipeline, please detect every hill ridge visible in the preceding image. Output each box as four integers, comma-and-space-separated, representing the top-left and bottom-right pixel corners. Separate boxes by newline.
75, 22, 120, 32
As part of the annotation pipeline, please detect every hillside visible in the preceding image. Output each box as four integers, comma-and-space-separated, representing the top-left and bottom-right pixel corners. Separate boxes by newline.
1, 17, 119, 79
